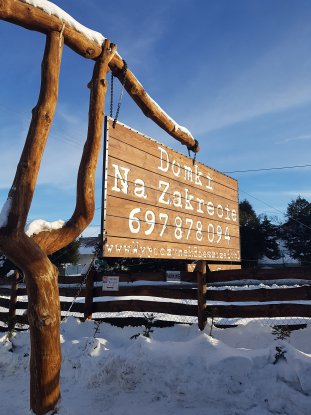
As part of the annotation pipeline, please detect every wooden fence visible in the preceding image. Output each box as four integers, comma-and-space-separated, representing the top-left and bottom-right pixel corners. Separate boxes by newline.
1, 264, 311, 331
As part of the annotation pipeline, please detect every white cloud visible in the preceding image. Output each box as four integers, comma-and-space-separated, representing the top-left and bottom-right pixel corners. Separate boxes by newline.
182, 23, 311, 136
278, 134, 311, 144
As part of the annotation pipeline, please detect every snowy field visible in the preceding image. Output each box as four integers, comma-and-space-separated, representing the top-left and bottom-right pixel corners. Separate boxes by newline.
1, 317, 311, 415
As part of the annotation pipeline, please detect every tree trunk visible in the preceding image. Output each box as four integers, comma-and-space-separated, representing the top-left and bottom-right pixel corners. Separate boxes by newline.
25, 259, 61, 414
0, 36, 116, 414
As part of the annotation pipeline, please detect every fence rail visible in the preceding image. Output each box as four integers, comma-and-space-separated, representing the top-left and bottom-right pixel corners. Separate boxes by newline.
1, 265, 311, 331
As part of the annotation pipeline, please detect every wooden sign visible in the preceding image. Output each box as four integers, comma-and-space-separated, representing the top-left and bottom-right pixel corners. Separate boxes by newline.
101, 118, 240, 261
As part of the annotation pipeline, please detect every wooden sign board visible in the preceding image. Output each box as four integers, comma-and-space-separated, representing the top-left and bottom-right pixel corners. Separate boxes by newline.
102, 118, 240, 262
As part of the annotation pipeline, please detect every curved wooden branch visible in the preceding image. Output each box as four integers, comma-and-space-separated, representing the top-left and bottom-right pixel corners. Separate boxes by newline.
32, 39, 116, 254
4, 29, 63, 233
0, 0, 199, 152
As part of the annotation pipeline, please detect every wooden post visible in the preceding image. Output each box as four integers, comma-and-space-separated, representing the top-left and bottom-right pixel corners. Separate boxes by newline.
196, 260, 207, 331
8, 270, 19, 331
84, 266, 95, 320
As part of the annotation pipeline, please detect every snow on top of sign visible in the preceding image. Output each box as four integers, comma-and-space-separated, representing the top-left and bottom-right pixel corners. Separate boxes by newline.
25, 219, 65, 237
0, 197, 12, 229
20, 0, 106, 45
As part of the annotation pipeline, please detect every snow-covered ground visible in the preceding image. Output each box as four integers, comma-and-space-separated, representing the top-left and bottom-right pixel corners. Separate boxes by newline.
1, 317, 311, 415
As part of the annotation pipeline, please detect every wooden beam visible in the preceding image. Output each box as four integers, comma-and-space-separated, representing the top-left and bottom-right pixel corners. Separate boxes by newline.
208, 303, 311, 318
196, 260, 207, 330
84, 266, 95, 320
33, 39, 116, 254
208, 267, 311, 283
0, 0, 198, 152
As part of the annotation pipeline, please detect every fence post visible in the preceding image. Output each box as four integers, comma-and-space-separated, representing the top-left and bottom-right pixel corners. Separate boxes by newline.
8, 271, 19, 331
196, 260, 207, 331
84, 266, 95, 320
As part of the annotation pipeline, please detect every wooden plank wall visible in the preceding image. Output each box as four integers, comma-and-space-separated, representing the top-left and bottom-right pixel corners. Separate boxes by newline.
1, 266, 311, 330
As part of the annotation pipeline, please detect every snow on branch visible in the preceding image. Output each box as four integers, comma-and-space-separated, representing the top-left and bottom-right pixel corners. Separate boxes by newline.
20, 0, 106, 44
1, 0, 198, 152
25, 219, 65, 237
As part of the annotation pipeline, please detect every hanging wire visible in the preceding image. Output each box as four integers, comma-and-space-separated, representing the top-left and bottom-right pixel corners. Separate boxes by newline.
110, 59, 127, 128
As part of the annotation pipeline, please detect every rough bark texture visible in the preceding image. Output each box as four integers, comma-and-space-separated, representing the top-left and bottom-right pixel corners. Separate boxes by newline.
0, 0, 199, 152
0, 30, 64, 414
196, 260, 207, 331
0, 27, 114, 413
32, 40, 117, 255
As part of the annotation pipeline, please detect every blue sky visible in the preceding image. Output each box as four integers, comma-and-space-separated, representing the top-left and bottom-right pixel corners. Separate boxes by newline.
1, 0, 311, 237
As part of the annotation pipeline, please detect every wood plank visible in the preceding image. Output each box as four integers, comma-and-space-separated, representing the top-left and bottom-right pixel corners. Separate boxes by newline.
92, 285, 197, 300
103, 120, 240, 261
106, 157, 238, 209
107, 152, 238, 204
58, 275, 84, 284
60, 302, 85, 313
108, 122, 237, 191
208, 303, 311, 318
92, 316, 178, 328
93, 300, 197, 316
105, 196, 240, 246
15, 301, 28, 310
17, 287, 27, 296
0, 276, 13, 285
58, 287, 86, 297
208, 264, 241, 271
187, 263, 241, 272
15, 315, 28, 325
207, 267, 311, 283
0, 297, 10, 309
207, 285, 311, 302
0, 311, 8, 323
94, 271, 197, 283
104, 236, 241, 261
0, 287, 11, 295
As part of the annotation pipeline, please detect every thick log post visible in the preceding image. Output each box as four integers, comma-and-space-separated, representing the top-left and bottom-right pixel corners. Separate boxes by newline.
0, 30, 64, 415
0, 36, 114, 414
84, 266, 95, 320
196, 260, 207, 331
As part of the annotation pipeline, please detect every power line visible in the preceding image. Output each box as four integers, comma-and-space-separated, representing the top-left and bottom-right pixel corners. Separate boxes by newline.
240, 188, 311, 232
224, 164, 311, 174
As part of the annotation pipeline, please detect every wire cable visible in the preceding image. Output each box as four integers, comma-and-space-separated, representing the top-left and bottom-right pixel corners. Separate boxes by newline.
224, 164, 311, 174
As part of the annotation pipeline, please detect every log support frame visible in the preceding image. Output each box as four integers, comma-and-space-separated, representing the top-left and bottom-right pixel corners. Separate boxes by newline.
0, 30, 115, 414
0, 0, 199, 152
196, 260, 207, 331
